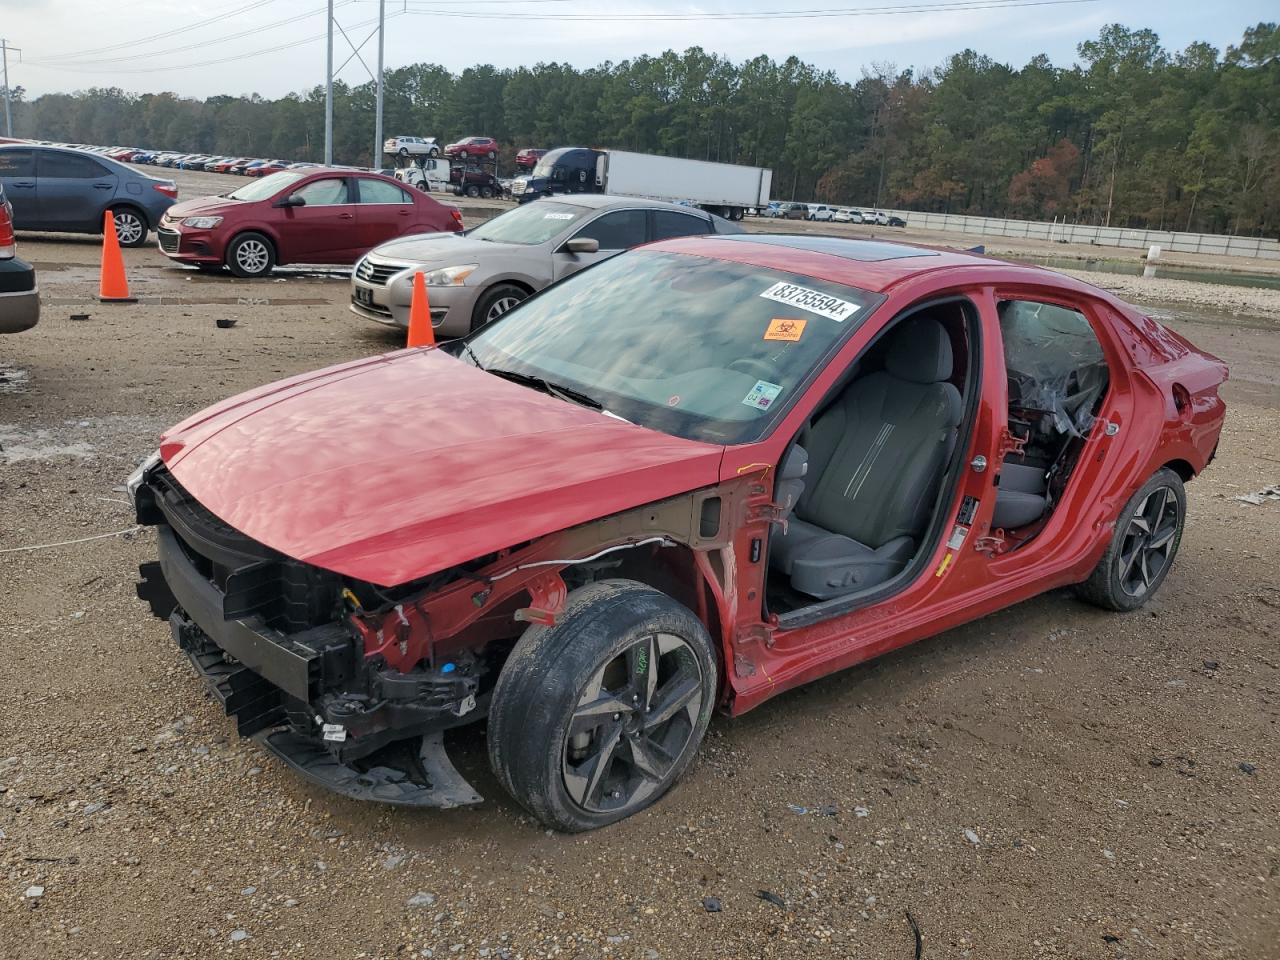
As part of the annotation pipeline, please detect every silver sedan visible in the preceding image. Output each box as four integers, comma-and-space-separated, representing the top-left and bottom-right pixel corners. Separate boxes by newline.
349, 194, 742, 338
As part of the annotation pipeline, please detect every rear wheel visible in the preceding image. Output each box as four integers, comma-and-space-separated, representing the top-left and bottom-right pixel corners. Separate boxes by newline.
480, 186, 494, 199
1077, 468, 1186, 611
488, 580, 717, 832
471, 283, 527, 330
112, 207, 148, 248
487, 150, 497, 160
465, 184, 481, 198
225, 232, 276, 279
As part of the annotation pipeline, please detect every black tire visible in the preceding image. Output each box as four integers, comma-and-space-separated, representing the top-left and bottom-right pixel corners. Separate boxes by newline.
416, 182, 429, 192
487, 150, 497, 160
399, 147, 409, 157
1076, 467, 1186, 611
111, 207, 148, 248
459, 149, 469, 159
429, 147, 440, 158
480, 186, 494, 199
465, 184, 481, 198
225, 231, 276, 279
488, 580, 717, 832
470, 283, 528, 330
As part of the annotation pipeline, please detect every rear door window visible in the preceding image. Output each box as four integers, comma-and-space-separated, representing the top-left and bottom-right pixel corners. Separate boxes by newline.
571, 209, 648, 251
652, 210, 711, 241
39, 152, 109, 179
357, 179, 413, 204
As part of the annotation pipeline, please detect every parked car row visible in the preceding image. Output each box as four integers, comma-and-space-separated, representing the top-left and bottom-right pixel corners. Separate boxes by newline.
758, 201, 907, 226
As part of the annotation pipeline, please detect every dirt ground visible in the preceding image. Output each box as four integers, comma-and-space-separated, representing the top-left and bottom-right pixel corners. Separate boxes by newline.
1, 179, 1278, 960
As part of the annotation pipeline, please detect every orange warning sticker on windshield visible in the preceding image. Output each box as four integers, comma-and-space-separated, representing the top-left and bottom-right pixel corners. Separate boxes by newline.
764, 318, 807, 342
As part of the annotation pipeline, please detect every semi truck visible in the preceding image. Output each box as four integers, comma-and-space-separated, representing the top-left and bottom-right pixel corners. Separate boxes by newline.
510, 148, 772, 221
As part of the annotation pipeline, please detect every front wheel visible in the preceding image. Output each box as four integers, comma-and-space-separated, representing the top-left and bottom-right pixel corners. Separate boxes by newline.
465, 184, 480, 198
1077, 467, 1186, 611
488, 580, 717, 832
225, 232, 276, 279
112, 207, 148, 248
471, 283, 527, 330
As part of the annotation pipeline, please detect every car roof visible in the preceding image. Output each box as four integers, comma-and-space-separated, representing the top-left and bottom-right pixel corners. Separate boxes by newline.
542, 194, 715, 216
648, 233, 1042, 293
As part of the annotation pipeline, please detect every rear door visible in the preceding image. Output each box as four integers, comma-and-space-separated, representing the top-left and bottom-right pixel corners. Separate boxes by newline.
273, 176, 356, 264
551, 208, 648, 281
0, 148, 39, 228
352, 177, 417, 254
35, 150, 117, 231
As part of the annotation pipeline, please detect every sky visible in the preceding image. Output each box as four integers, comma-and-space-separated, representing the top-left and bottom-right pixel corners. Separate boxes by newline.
1, 0, 1274, 100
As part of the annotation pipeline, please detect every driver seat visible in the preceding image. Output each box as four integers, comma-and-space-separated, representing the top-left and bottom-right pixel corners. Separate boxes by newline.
771, 316, 963, 600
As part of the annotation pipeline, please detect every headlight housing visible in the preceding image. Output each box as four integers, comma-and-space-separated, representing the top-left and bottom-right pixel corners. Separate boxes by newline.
126, 450, 162, 501
183, 216, 223, 229
421, 264, 477, 286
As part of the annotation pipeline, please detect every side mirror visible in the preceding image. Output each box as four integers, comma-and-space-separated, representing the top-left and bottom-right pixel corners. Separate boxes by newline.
275, 193, 305, 208
564, 237, 599, 255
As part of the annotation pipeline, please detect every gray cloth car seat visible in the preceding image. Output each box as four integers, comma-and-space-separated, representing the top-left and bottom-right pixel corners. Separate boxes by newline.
771, 316, 963, 600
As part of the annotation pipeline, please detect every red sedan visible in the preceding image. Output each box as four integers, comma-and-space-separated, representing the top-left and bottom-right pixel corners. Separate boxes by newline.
514, 147, 547, 170
156, 168, 463, 277
444, 136, 499, 160
133, 235, 1226, 829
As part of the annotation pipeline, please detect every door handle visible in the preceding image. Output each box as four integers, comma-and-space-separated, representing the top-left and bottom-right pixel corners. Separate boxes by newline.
337, 213, 354, 219
12, 180, 34, 188
93, 183, 113, 190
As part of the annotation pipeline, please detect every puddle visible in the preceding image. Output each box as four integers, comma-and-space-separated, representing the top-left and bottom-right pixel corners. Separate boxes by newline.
43, 296, 329, 307
1012, 255, 1280, 291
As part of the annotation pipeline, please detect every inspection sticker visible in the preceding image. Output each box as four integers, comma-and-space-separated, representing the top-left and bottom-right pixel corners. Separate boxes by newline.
743, 379, 783, 411
764, 317, 807, 342
760, 281, 859, 322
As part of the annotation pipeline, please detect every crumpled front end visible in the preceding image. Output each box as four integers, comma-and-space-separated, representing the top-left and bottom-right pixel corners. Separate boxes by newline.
134, 462, 485, 808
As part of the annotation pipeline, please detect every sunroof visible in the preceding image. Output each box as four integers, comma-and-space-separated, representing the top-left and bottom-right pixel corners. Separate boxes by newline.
713, 234, 939, 262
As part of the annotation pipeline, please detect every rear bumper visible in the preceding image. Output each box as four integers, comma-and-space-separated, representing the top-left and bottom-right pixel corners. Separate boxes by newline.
0, 257, 39, 333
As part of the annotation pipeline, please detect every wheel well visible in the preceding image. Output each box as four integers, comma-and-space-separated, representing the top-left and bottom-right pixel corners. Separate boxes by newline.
228, 229, 277, 256
1162, 458, 1195, 482
109, 203, 149, 229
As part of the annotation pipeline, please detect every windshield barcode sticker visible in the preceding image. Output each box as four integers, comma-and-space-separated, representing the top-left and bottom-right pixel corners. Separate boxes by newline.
543, 212, 575, 220
759, 282, 858, 322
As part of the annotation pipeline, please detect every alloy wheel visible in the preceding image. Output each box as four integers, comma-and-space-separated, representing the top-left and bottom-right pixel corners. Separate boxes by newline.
485, 296, 521, 324
235, 239, 270, 275
1116, 485, 1180, 598
562, 632, 704, 815
114, 211, 144, 246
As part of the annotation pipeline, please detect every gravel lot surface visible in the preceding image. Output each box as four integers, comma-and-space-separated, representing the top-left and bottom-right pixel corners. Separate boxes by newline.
1, 173, 1277, 959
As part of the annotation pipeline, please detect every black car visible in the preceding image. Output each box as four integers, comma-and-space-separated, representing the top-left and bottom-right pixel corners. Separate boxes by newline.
0, 182, 39, 334
887, 215, 907, 227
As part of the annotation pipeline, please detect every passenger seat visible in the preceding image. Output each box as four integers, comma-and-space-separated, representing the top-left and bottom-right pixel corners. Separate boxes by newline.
771, 316, 963, 600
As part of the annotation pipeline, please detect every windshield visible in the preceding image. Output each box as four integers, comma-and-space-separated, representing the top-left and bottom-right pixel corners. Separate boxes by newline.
467, 201, 586, 246
227, 171, 307, 202
462, 251, 881, 444
530, 154, 558, 178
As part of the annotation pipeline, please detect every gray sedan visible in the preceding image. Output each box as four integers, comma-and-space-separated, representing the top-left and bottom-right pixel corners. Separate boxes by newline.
0, 145, 178, 248
350, 194, 743, 338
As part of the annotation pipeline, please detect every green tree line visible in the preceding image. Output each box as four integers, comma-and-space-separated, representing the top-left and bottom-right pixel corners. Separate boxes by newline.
9, 21, 1279, 236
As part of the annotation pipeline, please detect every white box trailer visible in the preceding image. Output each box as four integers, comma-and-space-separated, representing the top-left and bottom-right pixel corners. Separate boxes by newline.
598, 151, 772, 220
510, 147, 771, 221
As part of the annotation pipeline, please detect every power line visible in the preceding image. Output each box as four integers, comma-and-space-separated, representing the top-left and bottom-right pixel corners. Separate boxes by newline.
28, 3, 358, 68
33, 0, 287, 62
398, 0, 1097, 17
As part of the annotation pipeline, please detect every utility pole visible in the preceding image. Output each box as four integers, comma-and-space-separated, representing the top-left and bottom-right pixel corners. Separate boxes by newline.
374, 0, 385, 169
1, 39, 18, 139
324, 0, 334, 165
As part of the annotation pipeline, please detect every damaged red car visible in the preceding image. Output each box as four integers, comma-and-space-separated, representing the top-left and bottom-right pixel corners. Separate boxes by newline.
132, 235, 1227, 831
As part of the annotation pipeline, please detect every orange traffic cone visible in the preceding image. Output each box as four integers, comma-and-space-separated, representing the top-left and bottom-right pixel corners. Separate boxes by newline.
99, 210, 136, 304
406, 271, 435, 347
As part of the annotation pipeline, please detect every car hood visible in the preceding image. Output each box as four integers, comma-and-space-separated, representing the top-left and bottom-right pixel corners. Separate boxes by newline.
166, 195, 245, 219
369, 234, 514, 265
159, 349, 723, 586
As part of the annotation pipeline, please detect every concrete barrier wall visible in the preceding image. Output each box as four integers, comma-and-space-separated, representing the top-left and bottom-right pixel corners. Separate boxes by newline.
878, 208, 1280, 261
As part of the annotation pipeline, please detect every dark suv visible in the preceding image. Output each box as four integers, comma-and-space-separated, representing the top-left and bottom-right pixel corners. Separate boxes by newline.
451, 164, 501, 199
0, 182, 39, 333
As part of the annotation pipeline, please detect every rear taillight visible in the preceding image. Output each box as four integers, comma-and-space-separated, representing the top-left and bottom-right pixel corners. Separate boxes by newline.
154, 181, 179, 199
0, 202, 15, 258
450, 208, 464, 230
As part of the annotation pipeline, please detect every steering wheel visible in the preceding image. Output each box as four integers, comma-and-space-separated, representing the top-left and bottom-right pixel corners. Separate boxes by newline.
728, 357, 778, 381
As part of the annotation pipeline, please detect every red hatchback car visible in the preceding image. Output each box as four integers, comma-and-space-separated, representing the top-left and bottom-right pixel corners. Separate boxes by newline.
157, 168, 464, 277
444, 136, 499, 160
515, 147, 547, 170
133, 236, 1226, 830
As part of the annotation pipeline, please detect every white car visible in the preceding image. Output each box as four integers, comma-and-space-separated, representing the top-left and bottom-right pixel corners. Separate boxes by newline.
808, 204, 836, 222
861, 210, 889, 225
834, 207, 862, 223
384, 136, 441, 158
